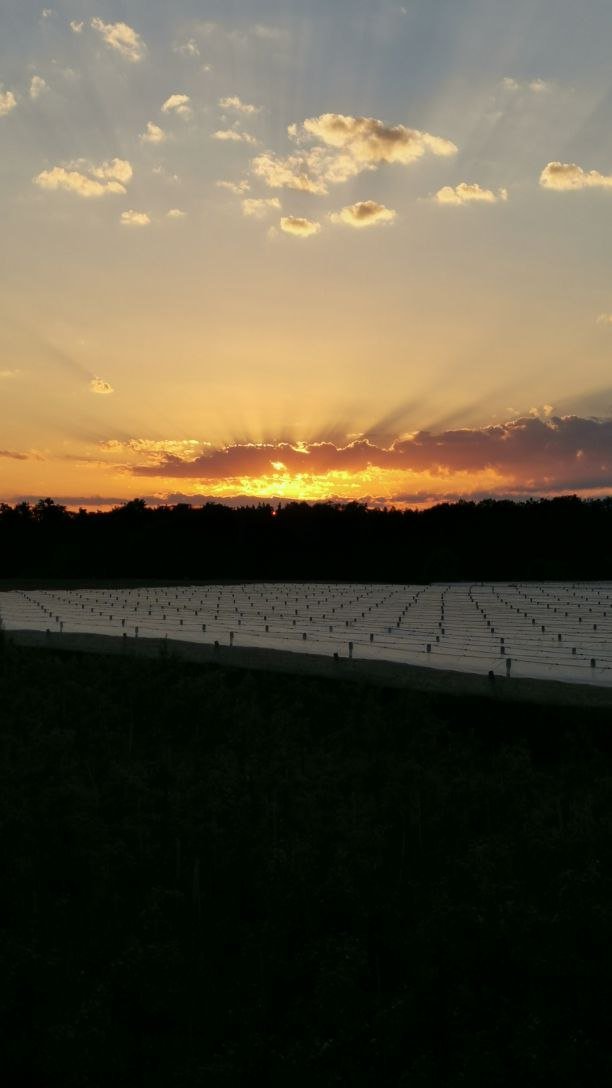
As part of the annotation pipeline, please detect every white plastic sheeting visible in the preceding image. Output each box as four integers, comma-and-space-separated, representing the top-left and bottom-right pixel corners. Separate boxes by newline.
1, 582, 611, 686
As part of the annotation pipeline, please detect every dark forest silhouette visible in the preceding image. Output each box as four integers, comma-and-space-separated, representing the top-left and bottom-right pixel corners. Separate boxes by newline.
1, 494, 612, 581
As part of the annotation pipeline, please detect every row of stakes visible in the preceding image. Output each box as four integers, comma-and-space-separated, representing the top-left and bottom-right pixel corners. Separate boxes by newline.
26, 587, 421, 625
41, 623, 599, 672
16, 585, 606, 675
43, 622, 368, 659
466, 591, 601, 667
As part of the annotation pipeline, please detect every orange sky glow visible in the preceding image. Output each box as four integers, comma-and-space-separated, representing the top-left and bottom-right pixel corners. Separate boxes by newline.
2, 1, 612, 509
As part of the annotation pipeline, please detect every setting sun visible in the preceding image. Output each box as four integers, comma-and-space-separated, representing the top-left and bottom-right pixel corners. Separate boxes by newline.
1, 1, 612, 508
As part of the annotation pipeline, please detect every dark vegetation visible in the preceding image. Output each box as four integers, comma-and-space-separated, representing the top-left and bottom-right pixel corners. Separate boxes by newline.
1, 494, 612, 581
2, 637, 612, 1085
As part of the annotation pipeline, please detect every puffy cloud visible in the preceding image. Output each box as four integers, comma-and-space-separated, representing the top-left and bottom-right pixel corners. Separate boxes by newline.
120, 210, 151, 227
89, 159, 133, 183
280, 216, 321, 237
100, 438, 204, 457
297, 113, 457, 165
253, 112, 456, 196
161, 94, 192, 118
174, 38, 200, 57
217, 179, 250, 194
140, 121, 166, 144
127, 416, 612, 490
529, 78, 551, 93
501, 76, 552, 93
29, 76, 48, 100
539, 161, 612, 191
0, 89, 17, 117
434, 182, 508, 205
213, 129, 257, 145
242, 197, 281, 218
90, 377, 114, 395
90, 17, 146, 62
69, 19, 84, 33
251, 151, 328, 194
34, 158, 132, 198
330, 200, 396, 228
0, 369, 19, 378
597, 313, 612, 325
167, 208, 186, 218
219, 95, 260, 115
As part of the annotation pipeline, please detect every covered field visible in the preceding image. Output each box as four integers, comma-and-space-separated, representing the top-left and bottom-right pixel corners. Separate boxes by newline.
2, 582, 611, 687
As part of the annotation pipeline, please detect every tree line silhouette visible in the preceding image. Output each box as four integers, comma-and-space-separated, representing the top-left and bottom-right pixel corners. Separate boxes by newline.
1, 494, 612, 581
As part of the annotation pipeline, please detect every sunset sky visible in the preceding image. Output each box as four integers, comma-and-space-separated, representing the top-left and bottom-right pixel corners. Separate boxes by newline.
2, 0, 612, 508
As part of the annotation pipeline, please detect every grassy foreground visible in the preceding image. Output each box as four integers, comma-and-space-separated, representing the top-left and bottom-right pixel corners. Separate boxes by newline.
1, 640, 612, 1086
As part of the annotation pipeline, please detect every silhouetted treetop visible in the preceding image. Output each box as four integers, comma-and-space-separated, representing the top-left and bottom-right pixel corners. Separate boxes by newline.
0, 495, 611, 581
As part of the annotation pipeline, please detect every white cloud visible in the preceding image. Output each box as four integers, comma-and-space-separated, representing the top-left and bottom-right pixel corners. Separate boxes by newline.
253, 112, 457, 196
140, 121, 166, 145
596, 313, 612, 326
296, 113, 457, 165
213, 129, 257, 145
540, 161, 612, 191
34, 159, 132, 198
174, 38, 200, 57
0, 369, 19, 379
34, 169, 87, 196
90, 377, 114, 395
529, 78, 551, 93
502, 76, 552, 93
280, 216, 321, 238
161, 94, 192, 118
167, 208, 186, 219
0, 89, 17, 117
90, 17, 146, 62
70, 19, 84, 33
41, 8, 55, 18
251, 151, 328, 194
330, 200, 396, 228
89, 159, 133, 183
217, 179, 251, 194
434, 182, 508, 205
219, 95, 260, 115
242, 197, 281, 218
29, 76, 48, 100
120, 210, 151, 227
